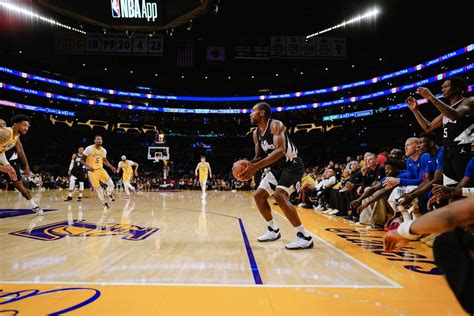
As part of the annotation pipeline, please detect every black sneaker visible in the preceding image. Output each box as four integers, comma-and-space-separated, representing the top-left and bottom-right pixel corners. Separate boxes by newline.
103, 202, 110, 209
109, 194, 115, 202
64, 196, 73, 202
77, 197, 82, 202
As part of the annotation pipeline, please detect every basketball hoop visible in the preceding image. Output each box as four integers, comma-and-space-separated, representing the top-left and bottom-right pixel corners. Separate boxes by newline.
153, 152, 162, 163
148, 146, 169, 164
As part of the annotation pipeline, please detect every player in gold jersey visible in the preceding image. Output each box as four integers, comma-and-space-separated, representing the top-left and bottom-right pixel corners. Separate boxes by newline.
81, 135, 116, 208
116, 155, 139, 199
195, 155, 212, 199
0, 115, 43, 215
0, 120, 17, 181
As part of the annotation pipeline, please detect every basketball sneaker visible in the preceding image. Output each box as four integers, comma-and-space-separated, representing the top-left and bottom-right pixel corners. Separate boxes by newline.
103, 202, 110, 209
64, 196, 72, 202
32, 206, 44, 216
257, 226, 281, 242
77, 197, 82, 202
285, 232, 313, 250
109, 194, 115, 202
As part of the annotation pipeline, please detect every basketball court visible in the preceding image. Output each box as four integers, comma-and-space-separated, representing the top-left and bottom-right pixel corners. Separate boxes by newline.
0, 190, 465, 315
0, 0, 472, 315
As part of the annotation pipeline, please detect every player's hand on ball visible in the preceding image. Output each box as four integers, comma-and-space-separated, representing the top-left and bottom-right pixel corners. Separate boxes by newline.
232, 159, 250, 181
238, 163, 256, 182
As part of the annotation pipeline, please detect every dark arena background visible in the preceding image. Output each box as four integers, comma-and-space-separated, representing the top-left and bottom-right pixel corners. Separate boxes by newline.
0, 0, 473, 315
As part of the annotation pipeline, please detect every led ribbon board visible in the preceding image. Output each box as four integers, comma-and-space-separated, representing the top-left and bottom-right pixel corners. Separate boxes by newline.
0, 100, 75, 116
1, 63, 472, 114
0, 45, 472, 102
322, 85, 474, 122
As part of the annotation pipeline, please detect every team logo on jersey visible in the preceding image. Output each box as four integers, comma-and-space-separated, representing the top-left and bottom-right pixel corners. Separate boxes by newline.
260, 140, 275, 152
111, 0, 158, 21
10, 220, 159, 241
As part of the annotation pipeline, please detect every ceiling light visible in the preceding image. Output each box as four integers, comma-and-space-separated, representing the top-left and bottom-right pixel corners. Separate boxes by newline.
0, 2, 87, 34
306, 7, 380, 39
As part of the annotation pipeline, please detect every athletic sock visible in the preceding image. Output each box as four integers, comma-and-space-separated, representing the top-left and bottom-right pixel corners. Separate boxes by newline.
295, 225, 310, 238
267, 219, 278, 230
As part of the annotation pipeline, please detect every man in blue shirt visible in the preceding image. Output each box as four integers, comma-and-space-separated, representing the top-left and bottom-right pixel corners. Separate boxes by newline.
384, 137, 425, 221
399, 133, 443, 212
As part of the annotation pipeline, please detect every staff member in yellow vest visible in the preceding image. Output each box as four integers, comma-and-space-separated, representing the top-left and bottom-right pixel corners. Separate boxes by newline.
116, 155, 139, 199
81, 135, 116, 208
0, 115, 43, 215
195, 155, 212, 199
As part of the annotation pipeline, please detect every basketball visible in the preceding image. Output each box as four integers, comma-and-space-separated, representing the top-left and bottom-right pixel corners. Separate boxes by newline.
232, 160, 250, 181
0, 128, 11, 147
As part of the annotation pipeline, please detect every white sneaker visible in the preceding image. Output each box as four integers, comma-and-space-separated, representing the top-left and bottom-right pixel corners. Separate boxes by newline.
313, 204, 324, 211
366, 224, 383, 230
285, 232, 314, 250
257, 227, 281, 242
32, 206, 44, 216
322, 209, 332, 214
328, 209, 339, 215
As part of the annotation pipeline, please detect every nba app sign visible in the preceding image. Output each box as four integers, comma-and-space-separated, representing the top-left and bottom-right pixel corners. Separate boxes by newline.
111, 0, 158, 22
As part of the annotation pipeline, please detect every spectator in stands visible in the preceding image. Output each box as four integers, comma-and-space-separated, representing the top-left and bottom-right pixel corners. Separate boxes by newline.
377, 147, 390, 166
349, 158, 404, 228
361, 153, 385, 192
335, 161, 364, 217
384, 137, 425, 222
311, 169, 337, 212
399, 133, 443, 213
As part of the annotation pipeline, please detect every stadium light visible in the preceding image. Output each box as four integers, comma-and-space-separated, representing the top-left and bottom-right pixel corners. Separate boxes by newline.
306, 7, 380, 39
0, 1, 86, 34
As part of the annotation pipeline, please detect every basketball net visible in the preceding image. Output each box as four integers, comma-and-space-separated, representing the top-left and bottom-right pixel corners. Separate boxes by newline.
154, 152, 162, 163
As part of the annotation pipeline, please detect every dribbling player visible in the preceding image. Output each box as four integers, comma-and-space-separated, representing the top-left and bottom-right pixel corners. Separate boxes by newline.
81, 135, 116, 208
0, 115, 43, 215
116, 155, 139, 199
195, 155, 212, 199
239, 102, 313, 249
65, 147, 87, 202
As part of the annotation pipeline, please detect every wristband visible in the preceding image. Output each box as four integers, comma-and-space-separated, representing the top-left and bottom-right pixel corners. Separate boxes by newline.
462, 188, 473, 196
397, 220, 420, 240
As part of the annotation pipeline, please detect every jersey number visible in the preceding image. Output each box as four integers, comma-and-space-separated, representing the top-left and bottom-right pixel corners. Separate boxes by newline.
95, 157, 100, 164
443, 128, 448, 138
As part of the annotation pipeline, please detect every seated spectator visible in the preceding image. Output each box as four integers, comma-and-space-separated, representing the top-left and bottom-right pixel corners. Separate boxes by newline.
377, 147, 390, 166
384, 137, 426, 222
310, 169, 337, 211
350, 158, 404, 228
